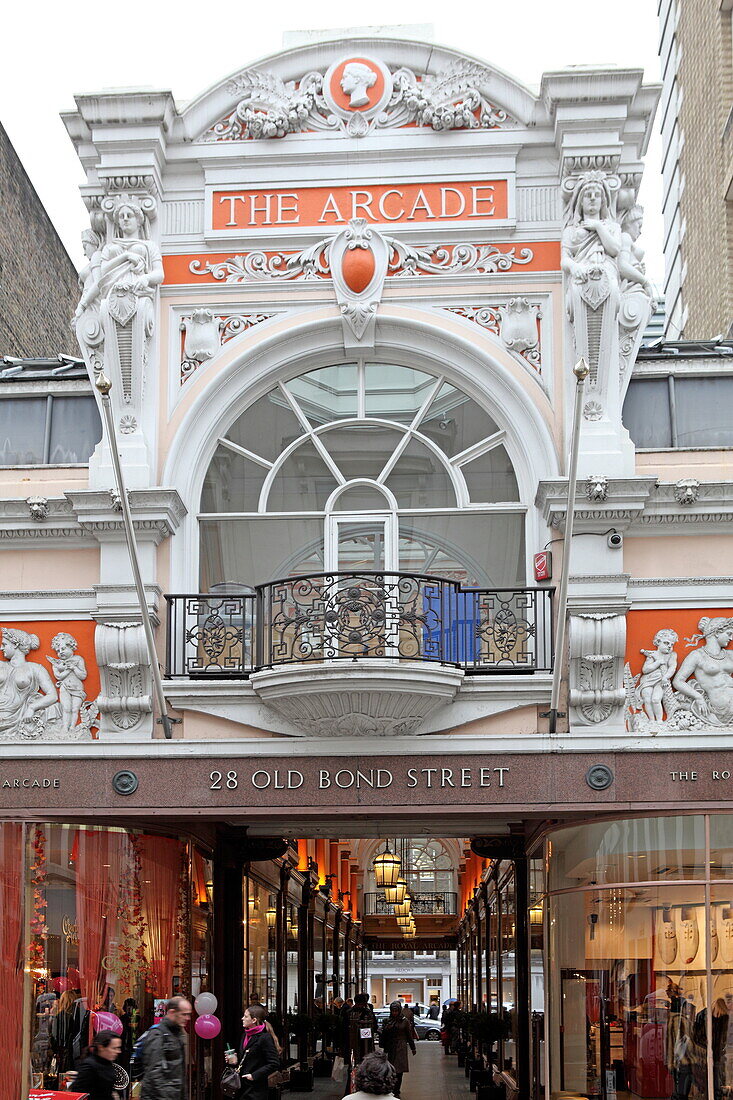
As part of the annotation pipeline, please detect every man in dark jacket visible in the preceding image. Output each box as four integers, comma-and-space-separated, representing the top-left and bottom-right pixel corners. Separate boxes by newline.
142, 997, 192, 1100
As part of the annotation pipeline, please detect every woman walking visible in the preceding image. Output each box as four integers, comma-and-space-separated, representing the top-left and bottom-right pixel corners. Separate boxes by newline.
379, 1002, 416, 1098
225, 1005, 280, 1100
70, 1030, 123, 1100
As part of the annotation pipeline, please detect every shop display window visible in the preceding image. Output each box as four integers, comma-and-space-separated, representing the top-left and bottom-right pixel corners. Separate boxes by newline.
0, 822, 212, 1096
543, 813, 733, 1100
245, 877, 277, 1009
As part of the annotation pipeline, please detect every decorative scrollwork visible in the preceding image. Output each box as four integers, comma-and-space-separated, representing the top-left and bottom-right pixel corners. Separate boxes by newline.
201, 59, 514, 142
165, 576, 554, 676
189, 231, 534, 286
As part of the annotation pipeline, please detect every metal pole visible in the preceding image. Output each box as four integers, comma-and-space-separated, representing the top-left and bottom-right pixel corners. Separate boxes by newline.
95, 372, 175, 738
544, 357, 588, 734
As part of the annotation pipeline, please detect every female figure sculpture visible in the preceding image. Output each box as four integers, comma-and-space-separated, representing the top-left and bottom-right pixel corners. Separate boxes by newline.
562, 171, 622, 395
73, 228, 104, 375
98, 194, 163, 407
673, 617, 733, 726
0, 628, 58, 736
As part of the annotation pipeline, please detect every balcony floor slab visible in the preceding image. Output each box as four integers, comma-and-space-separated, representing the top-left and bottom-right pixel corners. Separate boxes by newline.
249, 659, 464, 737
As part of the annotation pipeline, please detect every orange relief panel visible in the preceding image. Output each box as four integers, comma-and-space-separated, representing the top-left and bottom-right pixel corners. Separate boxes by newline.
164, 240, 561, 285
626, 608, 733, 728
0, 620, 100, 738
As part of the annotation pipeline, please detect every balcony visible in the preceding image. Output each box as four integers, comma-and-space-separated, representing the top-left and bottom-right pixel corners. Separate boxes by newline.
165, 572, 553, 736
363, 891, 458, 916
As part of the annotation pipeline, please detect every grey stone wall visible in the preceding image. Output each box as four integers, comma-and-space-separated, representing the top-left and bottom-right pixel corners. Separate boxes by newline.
0, 123, 79, 357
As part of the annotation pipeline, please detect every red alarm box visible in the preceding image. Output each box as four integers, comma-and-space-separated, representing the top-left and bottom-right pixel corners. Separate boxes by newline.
533, 551, 552, 582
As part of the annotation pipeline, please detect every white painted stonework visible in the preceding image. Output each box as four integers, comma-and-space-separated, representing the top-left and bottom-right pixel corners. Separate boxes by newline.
11, 36, 732, 751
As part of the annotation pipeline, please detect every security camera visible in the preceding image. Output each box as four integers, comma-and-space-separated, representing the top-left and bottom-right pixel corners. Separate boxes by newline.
607, 532, 623, 549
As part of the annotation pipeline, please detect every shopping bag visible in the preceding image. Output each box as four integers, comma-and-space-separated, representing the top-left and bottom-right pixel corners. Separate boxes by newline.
331, 1056, 345, 1082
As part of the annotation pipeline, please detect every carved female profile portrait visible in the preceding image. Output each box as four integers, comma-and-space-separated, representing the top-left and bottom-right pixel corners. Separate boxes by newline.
340, 61, 378, 108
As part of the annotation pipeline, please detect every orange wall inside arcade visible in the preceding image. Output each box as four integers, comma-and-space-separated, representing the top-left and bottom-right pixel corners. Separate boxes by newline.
626, 607, 733, 679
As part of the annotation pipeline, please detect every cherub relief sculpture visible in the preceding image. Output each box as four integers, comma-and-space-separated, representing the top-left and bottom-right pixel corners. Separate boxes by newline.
0, 628, 96, 741
48, 632, 88, 734
625, 617, 733, 731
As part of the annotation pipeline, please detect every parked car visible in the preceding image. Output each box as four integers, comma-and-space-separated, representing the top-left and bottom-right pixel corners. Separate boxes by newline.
372, 1008, 441, 1041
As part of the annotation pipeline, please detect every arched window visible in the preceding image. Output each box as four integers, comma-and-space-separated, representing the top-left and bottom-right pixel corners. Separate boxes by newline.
199, 362, 525, 589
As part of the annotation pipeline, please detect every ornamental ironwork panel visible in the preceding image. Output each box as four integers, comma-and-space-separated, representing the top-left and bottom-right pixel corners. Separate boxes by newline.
165, 593, 255, 677
165, 574, 553, 678
260, 572, 448, 665
363, 891, 458, 916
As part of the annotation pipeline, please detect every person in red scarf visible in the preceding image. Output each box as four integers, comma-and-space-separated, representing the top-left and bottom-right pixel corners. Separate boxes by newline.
225, 1005, 280, 1100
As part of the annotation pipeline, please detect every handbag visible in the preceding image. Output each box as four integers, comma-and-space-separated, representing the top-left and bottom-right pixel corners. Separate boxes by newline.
221, 1056, 245, 1098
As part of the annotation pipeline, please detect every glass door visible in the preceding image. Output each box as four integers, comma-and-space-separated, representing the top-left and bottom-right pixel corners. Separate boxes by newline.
325, 513, 398, 573
324, 514, 399, 657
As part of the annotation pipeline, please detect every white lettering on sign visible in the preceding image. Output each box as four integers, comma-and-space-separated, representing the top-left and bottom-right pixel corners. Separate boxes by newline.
212, 180, 505, 231
1, 778, 60, 788
206, 766, 511, 793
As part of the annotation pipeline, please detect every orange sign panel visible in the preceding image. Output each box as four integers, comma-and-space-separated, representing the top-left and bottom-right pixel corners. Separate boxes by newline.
212, 179, 508, 231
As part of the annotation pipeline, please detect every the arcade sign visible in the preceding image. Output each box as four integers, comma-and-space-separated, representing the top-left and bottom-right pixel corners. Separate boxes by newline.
210, 178, 508, 232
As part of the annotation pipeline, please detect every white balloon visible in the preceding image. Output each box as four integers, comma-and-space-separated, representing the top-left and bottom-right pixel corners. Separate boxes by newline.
194, 992, 218, 1015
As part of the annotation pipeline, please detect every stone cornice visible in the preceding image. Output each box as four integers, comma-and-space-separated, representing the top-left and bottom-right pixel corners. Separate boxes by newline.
0, 489, 186, 545
536, 478, 656, 531
67, 489, 187, 544
537, 478, 733, 532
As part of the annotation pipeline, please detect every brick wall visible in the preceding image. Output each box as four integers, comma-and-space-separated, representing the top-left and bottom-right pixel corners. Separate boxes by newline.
676, 1, 733, 338
0, 123, 79, 357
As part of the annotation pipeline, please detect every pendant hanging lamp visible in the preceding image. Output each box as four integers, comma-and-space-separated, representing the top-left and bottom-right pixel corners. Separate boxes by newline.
373, 841, 401, 888
394, 898, 411, 919
391, 878, 408, 905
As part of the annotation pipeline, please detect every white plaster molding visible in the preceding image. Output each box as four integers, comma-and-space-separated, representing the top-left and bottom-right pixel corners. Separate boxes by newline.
537, 478, 733, 532
249, 660, 464, 737
164, 669, 552, 738
536, 478, 656, 531
200, 56, 517, 142
569, 612, 627, 726
67, 488, 186, 544
95, 622, 153, 739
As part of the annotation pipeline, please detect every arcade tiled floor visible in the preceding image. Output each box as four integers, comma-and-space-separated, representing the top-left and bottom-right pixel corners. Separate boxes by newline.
287, 1041, 469, 1100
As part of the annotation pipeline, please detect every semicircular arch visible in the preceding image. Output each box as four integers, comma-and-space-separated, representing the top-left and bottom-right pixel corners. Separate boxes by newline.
165, 307, 558, 592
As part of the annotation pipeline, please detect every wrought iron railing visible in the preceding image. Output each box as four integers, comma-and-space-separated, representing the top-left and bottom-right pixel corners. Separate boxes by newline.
363, 891, 458, 916
165, 572, 553, 678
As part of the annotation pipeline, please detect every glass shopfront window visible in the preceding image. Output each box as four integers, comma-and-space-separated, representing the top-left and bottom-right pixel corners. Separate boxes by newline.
543, 813, 733, 1100
245, 878, 277, 1009
0, 823, 212, 1099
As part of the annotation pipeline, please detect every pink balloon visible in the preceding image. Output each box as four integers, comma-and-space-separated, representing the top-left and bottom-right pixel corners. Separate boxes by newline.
93, 1011, 123, 1035
194, 1014, 221, 1039
52, 977, 69, 993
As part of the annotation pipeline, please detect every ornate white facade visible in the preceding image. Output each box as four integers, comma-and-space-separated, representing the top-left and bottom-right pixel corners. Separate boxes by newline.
1, 34, 731, 761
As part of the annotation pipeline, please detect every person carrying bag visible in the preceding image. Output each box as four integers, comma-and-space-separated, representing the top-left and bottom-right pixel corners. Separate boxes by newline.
223, 1005, 280, 1100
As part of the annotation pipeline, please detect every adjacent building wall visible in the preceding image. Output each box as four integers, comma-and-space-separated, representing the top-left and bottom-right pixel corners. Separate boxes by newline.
658, 0, 733, 338
0, 123, 78, 357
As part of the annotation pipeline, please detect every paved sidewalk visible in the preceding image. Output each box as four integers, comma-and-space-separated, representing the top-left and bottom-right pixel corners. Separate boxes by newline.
287, 1042, 469, 1100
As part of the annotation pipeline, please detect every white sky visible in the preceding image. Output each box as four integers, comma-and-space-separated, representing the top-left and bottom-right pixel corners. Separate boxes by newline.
3, 0, 664, 282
